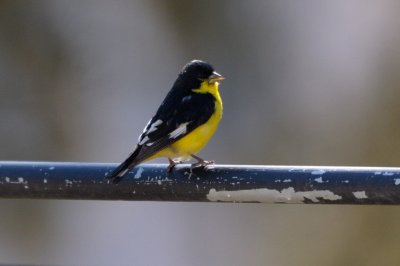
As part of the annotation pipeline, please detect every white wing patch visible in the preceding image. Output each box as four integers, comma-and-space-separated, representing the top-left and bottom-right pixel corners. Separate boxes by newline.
169, 122, 190, 139
181, 95, 192, 103
138, 135, 149, 145
142, 119, 153, 133
138, 120, 189, 145
146, 119, 163, 134
138, 119, 163, 145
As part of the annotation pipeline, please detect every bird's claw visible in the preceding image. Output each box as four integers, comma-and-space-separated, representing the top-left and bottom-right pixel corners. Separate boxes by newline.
166, 159, 183, 172
190, 160, 214, 170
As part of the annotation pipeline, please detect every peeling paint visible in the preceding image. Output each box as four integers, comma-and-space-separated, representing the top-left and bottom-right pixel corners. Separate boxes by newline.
5, 177, 28, 185
134, 167, 144, 179
311, 170, 326, 175
314, 177, 323, 183
395, 179, 400, 185
353, 191, 368, 199
207, 187, 342, 203
282, 179, 291, 183
383, 172, 394, 176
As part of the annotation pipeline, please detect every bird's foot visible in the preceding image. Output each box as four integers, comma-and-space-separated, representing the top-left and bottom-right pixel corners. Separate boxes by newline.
190, 154, 214, 171
190, 160, 214, 170
166, 158, 183, 172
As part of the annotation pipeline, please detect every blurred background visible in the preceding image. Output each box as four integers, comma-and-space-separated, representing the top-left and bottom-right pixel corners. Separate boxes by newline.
1, 0, 400, 265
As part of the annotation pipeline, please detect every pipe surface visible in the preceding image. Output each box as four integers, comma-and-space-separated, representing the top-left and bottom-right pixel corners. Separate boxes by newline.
1, 161, 400, 204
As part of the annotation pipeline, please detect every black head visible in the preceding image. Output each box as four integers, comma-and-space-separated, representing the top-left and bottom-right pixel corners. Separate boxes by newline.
174, 60, 223, 90
180, 60, 215, 80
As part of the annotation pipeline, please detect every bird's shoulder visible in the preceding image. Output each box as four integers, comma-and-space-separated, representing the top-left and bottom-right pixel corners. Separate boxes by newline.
138, 89, 215, 146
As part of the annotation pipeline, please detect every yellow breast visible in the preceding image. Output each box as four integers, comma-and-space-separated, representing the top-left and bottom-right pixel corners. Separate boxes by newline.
151, 81, 223, 160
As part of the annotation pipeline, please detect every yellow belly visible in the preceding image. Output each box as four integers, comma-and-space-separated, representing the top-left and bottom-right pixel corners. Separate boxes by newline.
152, 101, 222, 160
148, 81, 223, 161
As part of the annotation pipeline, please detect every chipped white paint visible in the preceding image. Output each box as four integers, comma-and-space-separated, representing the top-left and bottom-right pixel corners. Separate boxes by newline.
65, 179, 73, 186
353, 191, 368, 199
43, 179, 48, 184
342, 180, 349, 183
311, 170, 326, 175
157, 180, 162, 185
168, 122, 189, 139
5, 177, 28, 185
283, 179, 291, 183
314, 177, 323, 183
207, 187, 342, 203
395, 179, 400, 185
48, 166, 55, 170
134, 167, 144, 179
383, 172, 394, 176
374, 171, 395, 176
24, 185, 29, 189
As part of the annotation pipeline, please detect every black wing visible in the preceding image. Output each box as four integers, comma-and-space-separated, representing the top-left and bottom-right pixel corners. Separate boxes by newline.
109, 90, 215, 183
134, 91, 215, 162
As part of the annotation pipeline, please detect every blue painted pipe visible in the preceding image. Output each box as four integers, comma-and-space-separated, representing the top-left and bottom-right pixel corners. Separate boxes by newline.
0, 161, 400, 204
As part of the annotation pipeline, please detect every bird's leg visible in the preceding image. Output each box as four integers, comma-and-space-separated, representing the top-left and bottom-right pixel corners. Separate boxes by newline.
166, 158, 176, 172
166, 158, 182, 172
190, 154, 214, 170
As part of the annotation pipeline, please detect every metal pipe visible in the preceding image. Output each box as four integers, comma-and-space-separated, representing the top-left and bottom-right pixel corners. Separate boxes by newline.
1, 161, 400, 204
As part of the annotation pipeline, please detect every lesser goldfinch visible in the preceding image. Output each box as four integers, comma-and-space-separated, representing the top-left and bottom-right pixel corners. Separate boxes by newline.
109, 60, 224, 183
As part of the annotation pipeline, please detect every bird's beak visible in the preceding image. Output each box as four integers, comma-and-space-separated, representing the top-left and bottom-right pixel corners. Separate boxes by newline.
208, 71, 225, 84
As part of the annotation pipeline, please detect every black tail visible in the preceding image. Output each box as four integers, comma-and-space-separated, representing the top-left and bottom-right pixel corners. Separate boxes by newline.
109, 146, 142, 184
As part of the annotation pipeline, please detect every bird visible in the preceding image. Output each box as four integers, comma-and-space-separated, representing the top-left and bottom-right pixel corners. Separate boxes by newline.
109, 59, 224, 183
